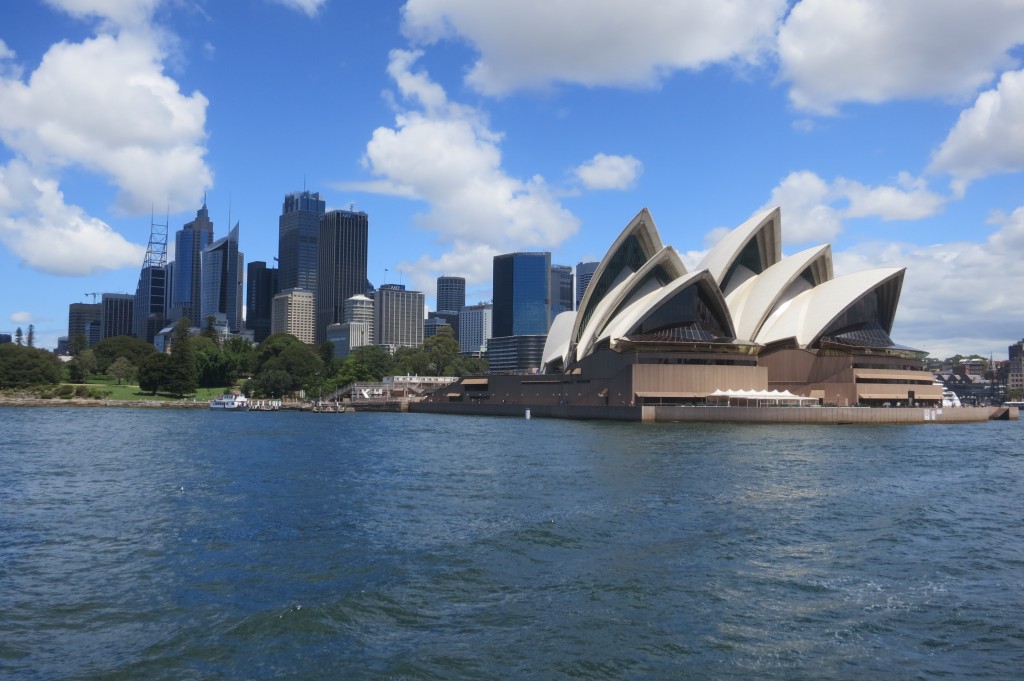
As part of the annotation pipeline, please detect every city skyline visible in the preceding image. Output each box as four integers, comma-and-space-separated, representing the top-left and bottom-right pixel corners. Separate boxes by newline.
2, 1, 1024, 358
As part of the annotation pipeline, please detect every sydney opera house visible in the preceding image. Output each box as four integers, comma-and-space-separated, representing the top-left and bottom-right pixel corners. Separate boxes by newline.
421, 206, 958, 418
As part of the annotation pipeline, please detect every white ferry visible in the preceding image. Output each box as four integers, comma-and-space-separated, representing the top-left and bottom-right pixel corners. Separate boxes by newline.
209, 392, 249, 411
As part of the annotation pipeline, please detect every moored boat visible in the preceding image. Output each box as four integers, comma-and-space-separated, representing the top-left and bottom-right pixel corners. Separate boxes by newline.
209, 392, 249, 411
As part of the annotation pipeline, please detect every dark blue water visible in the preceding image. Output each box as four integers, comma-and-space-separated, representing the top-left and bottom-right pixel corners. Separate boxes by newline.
2, 408, 1023, 679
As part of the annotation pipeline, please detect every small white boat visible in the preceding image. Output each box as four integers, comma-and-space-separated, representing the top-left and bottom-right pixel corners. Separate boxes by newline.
209, 392, 249, 411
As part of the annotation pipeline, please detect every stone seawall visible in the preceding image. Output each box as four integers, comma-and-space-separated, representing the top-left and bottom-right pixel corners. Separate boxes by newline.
411, 401, 1016, 424
642, 405, 1014, 424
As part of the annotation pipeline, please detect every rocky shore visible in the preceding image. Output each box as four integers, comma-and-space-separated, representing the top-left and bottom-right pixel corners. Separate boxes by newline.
0, 396, 208, 409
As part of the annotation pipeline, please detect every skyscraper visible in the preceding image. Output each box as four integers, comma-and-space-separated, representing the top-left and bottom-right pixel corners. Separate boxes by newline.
343, 294, 374, 344
101, 293, 135, 340
271, 288, 315, 344
575, 261, 599, 309
459, 303, 492, 354
375, 284, 424, 351
550, 263, 574, 321
1009, 339, 1024, 393
316, 209, 368, 343
134, 266, 167, 344
492, 252, 551, 337
490, 252, 551, 373
278, 190, 326, 293
134, 211, 168, 344
436, 275, 466, 313
246, 261, 278, 344
68, 302, 101, 348
169, 202, 214, 324
200, 223, 244, 333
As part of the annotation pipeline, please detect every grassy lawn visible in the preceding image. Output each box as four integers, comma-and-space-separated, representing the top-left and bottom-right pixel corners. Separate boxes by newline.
81, 376, 235, 402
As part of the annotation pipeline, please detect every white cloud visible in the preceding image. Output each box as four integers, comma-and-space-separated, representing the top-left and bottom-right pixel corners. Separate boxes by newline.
396, 241, 500, 297
0, 39, 20, 80
339, 49, 579, 286
574, 153, 643, 191
929, 69, 1024, 193
43, 0, 162, 29
10, 310, 33, 324
764, 171, 843, 243
0, 161, 145, 276
762, 170, 946, 245
0, 31, 211, 214
401, 0, 786, 95
837, 172, 946, 221
0, 2, 211, 276
832, 207, 1024, 359
778, 0, 1024, 114
269, 0, 327, 17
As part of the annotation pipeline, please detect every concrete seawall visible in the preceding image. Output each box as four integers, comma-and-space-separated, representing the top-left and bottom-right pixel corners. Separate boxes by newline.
411, 401, 1016, 424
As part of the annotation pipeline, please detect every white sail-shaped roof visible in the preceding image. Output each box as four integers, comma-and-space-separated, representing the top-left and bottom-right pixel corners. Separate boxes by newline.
542, 310, 577, 373
599, 270, 735, 348
571, 208, 663, 351
574, 246, 687, 361
727, 244, 833, 342
755, 268, 904, 347
698, 207, 781, 296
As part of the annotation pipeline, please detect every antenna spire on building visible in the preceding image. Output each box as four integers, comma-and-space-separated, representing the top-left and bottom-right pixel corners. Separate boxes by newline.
143, 205, 168, 268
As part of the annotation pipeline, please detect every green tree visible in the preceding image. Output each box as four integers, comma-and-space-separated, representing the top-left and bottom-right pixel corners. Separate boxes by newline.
253, 333, 310, 372
69, 333, 87, 356
202, 315, 220, 343
26, 324, 35, 348
223, 337, 255, 381
94, 335, 156, 373
251, 333, 323, 392
346, 344, 394, 381
318, 341, 337, 373
394, 346, 431, 376
14, 327, 23, 346
138, 352, 171, 395
420, 328, 460, 375
0, 344, 61, 388
195, 346, 231, 388
108, 356, 136, 385
67, 348, 97, 383
450, 354, 489, 376
166, 317, 198, 396
262, 345, 322, 392
248, 368, 292, 398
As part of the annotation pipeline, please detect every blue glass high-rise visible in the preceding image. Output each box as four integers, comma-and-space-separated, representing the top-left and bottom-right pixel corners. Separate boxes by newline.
278, 190, 326, 294
492, 252, 551, 337
169, 203, 213, 325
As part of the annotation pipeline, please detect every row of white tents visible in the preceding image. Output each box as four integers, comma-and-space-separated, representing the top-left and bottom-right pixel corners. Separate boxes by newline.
706, 389, 821, 407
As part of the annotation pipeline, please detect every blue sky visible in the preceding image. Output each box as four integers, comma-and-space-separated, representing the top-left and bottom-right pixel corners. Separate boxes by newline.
2, 0, 1024, 359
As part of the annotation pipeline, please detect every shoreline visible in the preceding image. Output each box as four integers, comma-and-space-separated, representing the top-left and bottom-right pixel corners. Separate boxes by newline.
0, 396, 209, 409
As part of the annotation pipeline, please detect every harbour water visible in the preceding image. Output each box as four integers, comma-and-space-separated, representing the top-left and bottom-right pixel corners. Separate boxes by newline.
2, 407, 1023, 679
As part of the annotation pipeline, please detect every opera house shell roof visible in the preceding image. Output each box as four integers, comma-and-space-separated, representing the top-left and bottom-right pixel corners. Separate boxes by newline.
543, 206, 908, 373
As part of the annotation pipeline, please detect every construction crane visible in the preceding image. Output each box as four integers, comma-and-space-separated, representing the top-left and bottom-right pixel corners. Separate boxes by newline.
85, 293, 101, 303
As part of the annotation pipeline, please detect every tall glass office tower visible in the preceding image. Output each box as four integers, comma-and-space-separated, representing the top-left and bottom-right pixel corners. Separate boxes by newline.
550, 264, 574, 321
169, 203, 214, 324
316, 209, 368, 343
278, 190, 326, 293
492, 252, 551, 337
246, 261, 278, 343
200, 223, 244, 333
